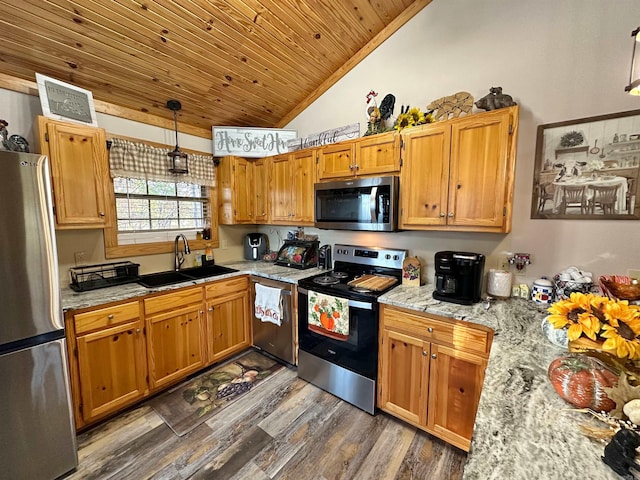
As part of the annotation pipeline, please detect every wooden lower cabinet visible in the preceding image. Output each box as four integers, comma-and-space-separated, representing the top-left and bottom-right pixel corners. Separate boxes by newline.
378, 304, 493, 451
145, 303, 206, 390
68, 301, 147, 428
205, 275, 251, 363
66, 275, 252, 430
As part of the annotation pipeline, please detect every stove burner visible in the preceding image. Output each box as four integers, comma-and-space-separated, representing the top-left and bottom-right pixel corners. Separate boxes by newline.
314, 275, 340, 286
331, 271, 348, 279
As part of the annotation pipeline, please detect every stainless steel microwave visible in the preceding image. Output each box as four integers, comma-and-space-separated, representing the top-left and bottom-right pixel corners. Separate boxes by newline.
314, 176, 399, 231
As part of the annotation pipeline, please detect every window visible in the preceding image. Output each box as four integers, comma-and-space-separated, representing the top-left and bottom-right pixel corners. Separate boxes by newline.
114, 177, 208, 244
104, 137, 218, 257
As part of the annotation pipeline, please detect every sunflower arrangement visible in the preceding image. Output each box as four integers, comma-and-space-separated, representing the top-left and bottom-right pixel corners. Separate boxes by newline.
548, 292, 640, 359
394, 106, 435, 132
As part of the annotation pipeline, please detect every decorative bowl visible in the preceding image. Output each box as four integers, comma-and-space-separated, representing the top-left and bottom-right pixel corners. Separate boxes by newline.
599, 276, 640, 301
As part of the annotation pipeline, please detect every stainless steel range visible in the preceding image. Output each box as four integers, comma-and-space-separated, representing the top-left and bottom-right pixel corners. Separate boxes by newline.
297, 244, 407, 414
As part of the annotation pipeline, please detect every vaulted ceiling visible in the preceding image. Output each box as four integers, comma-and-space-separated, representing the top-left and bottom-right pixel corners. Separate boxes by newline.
1, 0, 431, 138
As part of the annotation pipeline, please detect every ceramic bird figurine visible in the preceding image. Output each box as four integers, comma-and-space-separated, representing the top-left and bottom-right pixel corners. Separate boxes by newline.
0, 120, 29, 152
378, 94, 396, 120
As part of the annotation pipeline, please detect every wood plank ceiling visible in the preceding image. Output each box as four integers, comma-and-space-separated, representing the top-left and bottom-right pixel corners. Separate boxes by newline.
1, 0, 431, 138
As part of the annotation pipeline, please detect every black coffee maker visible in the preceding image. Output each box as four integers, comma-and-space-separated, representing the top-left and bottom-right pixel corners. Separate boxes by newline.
433, 251, 485, 305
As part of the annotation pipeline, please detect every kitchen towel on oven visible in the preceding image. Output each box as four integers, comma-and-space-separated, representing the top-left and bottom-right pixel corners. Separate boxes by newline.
308, 290, 349, 341
255, 283, 282, 326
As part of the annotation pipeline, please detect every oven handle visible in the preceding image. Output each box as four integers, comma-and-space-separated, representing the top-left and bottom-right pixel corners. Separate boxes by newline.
298, 287, 374, 310
369, 186, 378, 222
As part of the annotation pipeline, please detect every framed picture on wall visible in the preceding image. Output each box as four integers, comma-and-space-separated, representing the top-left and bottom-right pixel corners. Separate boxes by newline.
36, 73, 98, 126
531, 109, 640, 220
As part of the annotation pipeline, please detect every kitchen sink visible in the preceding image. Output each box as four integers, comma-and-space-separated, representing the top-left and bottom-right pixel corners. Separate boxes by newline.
137, 271, 193, 288
179, 264, 238, 279
137, 265, 239, 288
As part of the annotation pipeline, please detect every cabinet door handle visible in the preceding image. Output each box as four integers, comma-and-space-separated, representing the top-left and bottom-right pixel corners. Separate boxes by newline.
136, 328, 141, 333
199, 310, 205, 315
448, 212, 454, 217
99, 212, 105, 217
422, 350, 428, 356
349, 164, 353, 170
107, 314, 114, 320
431, 353, 437, 359
354, 164, 359, 171
427, 327, 433, 333
208, 306, 214, 312
439, 212, 445, 218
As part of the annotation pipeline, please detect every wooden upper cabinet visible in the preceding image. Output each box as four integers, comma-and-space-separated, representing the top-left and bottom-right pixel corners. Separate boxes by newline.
399, 106, 519, 233
217, 156, 268, 225
291, 149, 316, 223
269, 150, 316, 225
399, 123, 451, 228
317, 142, 355, 180
37, 116, 109, 229
270, 153, 293, 222
254, 157, 269, 223
448, 110, 513, 229
318, 131, 400, 180
355, 131, 401, 176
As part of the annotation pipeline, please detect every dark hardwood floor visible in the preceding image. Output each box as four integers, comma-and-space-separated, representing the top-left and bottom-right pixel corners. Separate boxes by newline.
65, 361, 467, 479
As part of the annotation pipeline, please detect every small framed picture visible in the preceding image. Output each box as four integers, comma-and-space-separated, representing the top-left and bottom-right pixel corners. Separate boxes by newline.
36, 73, 98, 126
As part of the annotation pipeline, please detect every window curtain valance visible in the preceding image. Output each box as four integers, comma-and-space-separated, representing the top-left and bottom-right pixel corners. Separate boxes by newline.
108, 137, 216, 187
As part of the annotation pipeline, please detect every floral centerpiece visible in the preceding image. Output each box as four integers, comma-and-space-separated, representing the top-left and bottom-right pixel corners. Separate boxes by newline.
394, 106, 435, 131
547, 292, 640, 359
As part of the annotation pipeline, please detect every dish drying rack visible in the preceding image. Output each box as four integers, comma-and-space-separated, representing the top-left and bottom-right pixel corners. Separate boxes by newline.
69, 261, 140, 292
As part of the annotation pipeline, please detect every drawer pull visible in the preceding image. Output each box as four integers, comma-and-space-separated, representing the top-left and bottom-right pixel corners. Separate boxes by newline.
107, 314, 114, 320
427, 327, 433, 333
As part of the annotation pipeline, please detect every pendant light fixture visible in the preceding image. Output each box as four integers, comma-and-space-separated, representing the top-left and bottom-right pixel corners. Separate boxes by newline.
625, 26, 640, 95
166, 99, 189, 174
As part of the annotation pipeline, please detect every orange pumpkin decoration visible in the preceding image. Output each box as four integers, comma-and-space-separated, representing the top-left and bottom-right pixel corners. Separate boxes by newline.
547, 355, 619, 412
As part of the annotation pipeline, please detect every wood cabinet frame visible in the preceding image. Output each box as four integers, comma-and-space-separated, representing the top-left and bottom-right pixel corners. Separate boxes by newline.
378, 304, 493, 451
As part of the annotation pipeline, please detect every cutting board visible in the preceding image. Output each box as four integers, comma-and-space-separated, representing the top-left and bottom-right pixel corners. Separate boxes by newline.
347, 274, 398, 291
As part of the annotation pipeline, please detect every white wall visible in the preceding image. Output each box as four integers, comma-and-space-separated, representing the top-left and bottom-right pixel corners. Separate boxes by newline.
279, 0, 640, 285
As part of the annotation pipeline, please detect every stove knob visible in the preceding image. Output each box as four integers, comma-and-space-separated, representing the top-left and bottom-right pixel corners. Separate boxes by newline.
385, 254, 391, 260
393, 255, 399, 260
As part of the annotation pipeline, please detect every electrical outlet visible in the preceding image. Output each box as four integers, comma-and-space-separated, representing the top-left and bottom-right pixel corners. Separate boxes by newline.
74, 251, 86, 266
629, 269, 640, 279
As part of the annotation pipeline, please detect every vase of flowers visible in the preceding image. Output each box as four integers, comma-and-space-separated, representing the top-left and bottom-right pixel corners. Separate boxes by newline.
547, 292, 640, 359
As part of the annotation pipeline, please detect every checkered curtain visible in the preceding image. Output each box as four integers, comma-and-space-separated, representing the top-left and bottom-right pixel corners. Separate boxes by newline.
108, 137, 216, 187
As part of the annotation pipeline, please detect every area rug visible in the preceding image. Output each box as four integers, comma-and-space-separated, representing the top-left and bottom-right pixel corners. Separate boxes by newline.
148, 349, 285, 436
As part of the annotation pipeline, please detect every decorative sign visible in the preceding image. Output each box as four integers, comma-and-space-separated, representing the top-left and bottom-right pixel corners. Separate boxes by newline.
212, 126, 297, 158
286, 123, 360, 151
36, 73, 98, 126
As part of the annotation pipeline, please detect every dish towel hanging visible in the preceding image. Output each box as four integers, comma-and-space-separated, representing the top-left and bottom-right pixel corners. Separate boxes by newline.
308, 290, 349, 341
254, 283, 282, 326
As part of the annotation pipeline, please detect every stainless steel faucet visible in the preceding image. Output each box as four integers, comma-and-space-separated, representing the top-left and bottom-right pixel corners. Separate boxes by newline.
174, 234, 191, 271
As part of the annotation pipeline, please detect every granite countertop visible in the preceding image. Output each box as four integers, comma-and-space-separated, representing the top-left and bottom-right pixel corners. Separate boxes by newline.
379, 285, 618, 480
63, 267, 618, 479
61, 261, 325, 311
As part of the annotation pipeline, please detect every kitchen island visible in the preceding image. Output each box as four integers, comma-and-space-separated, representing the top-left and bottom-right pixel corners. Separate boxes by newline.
61, 263, 618, 479
379, 285, 618, 480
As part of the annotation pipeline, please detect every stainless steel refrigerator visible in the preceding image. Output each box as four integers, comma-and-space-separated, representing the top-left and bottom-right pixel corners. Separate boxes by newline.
0, 151, 78, 478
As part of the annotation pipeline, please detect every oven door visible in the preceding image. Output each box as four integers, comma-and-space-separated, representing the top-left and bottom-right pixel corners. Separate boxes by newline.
314, 176, 398, 231
297, 287, 378, 380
